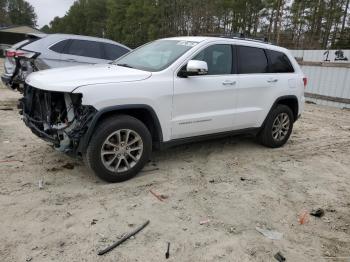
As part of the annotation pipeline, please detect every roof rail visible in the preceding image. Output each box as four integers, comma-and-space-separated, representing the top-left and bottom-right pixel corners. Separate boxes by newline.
204, 33, 272, 44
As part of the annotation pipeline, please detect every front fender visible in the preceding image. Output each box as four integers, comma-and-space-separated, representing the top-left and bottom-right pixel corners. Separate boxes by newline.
76, 104, 163, 155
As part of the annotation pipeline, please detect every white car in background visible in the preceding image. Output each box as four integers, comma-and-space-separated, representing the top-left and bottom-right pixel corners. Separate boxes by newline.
20, 36, 306, 182
2, 33, 131, 91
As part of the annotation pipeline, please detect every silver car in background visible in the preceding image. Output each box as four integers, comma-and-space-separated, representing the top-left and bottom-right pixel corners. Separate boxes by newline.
2, 34, 131, 91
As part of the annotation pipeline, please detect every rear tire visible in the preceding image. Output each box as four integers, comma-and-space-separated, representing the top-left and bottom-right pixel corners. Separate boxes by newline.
86, 115, 152, 182
258, 104, 294, 148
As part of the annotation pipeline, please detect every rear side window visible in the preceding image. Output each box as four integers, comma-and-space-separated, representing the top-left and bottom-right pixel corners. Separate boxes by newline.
237, 46, 268, 74
266, 49, 294, 73
49, 40, 70, 53
65, 39, 103, 59
102, 43, 129, 60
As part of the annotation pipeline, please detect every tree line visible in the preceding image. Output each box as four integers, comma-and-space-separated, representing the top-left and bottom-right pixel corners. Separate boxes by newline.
0, 0, 37, 28
43, 0, 350, 49
1, 0, 349, 49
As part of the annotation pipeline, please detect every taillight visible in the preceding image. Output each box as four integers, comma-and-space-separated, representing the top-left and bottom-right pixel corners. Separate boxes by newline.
6, 50, 25, 57
5, 49, 36, 58
303, 77, 307, 88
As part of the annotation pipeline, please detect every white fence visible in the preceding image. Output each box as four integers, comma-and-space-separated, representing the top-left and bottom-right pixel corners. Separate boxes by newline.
290, 49, 350, 109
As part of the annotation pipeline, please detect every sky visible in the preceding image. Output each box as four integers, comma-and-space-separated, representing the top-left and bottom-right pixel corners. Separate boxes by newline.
27, 0, 76, 28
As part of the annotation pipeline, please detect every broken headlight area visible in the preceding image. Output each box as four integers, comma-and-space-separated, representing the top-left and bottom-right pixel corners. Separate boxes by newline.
19, 85, 97, 153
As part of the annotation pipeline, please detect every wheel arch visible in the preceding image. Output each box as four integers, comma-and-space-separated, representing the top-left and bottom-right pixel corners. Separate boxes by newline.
262, 95, 299, 128
77, 104, 163, 155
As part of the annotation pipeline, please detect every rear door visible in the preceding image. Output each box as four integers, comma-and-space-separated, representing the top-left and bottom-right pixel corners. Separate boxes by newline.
172, 44, 238, 139
60, 39, 108, 66
235, 46, 296, 129
234, 45, 275, 129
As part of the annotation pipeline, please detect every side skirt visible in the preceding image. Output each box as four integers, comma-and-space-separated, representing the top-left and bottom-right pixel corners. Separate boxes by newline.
158, 128, 260, 150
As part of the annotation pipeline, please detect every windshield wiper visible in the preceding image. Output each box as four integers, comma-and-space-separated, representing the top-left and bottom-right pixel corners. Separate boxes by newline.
117, 63, 134, 68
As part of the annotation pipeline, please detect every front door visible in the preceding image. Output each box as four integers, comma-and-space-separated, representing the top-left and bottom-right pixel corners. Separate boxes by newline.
172, 44, 238, 139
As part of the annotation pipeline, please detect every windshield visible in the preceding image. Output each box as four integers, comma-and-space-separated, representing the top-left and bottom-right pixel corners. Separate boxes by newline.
115, 40, 199, 72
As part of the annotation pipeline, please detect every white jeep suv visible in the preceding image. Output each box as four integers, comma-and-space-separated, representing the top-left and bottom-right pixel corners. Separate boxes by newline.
21, 36, 306, 182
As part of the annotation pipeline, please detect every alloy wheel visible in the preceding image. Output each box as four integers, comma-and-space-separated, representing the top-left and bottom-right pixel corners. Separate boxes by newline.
100, 129, 143, 173
272, 112, 290, 142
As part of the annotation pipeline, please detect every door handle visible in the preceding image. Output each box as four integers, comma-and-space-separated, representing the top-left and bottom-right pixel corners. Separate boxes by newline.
67, 59, 77, 62
267, 78, 278, 83
222, 80, 236, 86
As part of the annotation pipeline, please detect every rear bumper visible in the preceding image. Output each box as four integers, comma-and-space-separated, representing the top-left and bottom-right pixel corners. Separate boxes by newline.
1, 74, 11, 85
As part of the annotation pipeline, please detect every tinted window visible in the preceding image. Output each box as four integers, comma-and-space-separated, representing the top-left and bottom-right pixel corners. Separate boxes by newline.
237, 46, 268, 74
102, 43, 129, 60
65, 39, 102, 59
266, 49, 294, 73
194, 44, 232, 75
49, 40, 70, 53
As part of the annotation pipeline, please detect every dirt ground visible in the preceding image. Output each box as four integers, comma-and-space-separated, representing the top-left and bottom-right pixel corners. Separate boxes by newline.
1, 61, 350, 261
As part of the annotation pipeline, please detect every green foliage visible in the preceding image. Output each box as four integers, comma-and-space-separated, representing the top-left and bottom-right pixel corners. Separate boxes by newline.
0, 0, 37, 27
43, 0, 350, 49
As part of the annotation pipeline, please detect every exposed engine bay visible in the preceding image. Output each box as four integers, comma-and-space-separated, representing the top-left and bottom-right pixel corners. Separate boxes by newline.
19, 85, 97, 153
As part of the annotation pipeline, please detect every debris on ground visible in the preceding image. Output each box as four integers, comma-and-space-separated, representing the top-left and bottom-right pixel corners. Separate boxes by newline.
199, 219, 211, 225
305, 100, 316, 104
165, 242, 170, 259
98, 220, 150, 255
38, 179, 44, 189
149, 189, 168, 202
47, 167, 60, 172
0, 159, 21, 163
0, 107, 14, 111
274, 251, 286, 261
310, 208, 325, 218
62, 163, 75, 170
141, 167, 160, 173
91, 219, 98, 225
298, 210, 310, 225
255, 227, 283, 240
240, 177, 256, 183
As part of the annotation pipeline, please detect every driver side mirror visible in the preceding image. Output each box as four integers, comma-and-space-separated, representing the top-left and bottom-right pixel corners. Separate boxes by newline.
186, 60, 208, 76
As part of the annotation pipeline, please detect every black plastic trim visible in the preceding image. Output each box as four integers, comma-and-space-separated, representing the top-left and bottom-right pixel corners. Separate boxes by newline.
261, 95, 299, 129
159, 128, 259, 150
77, 104, 163, 154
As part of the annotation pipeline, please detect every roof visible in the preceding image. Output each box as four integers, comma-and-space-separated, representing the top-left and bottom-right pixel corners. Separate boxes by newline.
163, 36, 286, 52
164, 36, 212, 42
0, 25, 42, 34
47, 34, 131, 50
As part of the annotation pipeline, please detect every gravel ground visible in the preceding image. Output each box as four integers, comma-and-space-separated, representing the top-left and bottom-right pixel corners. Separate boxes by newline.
0, 59, 350, 262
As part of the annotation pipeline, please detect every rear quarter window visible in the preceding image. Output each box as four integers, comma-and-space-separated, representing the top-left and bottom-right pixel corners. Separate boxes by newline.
266, 49, 294, 73
237, 46, 268, 74
49, 39, 70, 53
102, 43, 129, 60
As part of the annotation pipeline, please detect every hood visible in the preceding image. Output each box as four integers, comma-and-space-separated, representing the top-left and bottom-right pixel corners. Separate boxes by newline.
25, 64, 152, 92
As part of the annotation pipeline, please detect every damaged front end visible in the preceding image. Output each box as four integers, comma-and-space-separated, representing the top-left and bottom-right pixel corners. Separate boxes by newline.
19, 85, 97, 154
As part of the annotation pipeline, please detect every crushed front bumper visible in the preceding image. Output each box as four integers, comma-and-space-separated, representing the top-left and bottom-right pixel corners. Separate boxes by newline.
20, 85, 97, 154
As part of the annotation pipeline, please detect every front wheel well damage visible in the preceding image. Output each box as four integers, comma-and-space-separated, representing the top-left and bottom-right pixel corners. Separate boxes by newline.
80, 106, 163, 154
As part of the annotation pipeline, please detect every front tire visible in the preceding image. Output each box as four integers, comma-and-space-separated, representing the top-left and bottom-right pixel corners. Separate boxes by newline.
258, 104, 294, 148
86, 115, 152, 182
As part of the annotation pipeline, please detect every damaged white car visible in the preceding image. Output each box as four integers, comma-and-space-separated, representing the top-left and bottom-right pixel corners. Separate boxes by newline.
20, 36, 305, 182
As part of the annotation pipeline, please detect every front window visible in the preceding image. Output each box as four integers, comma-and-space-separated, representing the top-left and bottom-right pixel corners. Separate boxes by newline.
115, 40, 198, 72
193, 44, 233, 75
